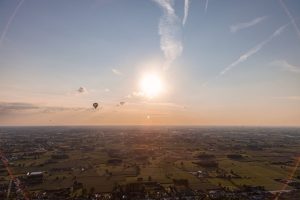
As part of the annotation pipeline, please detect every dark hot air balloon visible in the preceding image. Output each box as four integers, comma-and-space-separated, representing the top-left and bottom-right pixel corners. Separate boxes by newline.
93, 103, 98, 109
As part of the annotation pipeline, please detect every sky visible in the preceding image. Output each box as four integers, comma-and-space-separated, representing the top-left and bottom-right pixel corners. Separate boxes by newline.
0, 0, 300, 126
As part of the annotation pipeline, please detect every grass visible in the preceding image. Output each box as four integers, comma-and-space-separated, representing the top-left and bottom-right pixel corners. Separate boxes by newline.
216, 158, 293, 190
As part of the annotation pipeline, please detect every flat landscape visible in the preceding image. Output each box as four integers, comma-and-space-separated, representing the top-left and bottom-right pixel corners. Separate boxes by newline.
1, 126, 300, 199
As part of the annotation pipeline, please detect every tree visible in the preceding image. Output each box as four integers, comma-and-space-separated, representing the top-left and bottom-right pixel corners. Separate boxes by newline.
82, 188, 87, 197
136, 165, 141, 175
90, 187, 95, 195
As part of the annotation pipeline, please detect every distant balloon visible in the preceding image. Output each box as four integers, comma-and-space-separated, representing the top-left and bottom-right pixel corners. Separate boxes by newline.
78, 87, 87, 93
93, 103, 98, 109
120, 101, 126, 106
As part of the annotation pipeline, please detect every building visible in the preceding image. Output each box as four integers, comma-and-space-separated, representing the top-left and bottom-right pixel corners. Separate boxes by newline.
26, 171, 43, 184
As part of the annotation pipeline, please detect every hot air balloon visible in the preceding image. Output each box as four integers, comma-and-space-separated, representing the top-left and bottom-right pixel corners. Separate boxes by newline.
93, 103, 98, 109
120, 101, 125, 106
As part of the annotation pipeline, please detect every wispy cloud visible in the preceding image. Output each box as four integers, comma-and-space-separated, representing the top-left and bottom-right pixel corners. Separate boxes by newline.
0, 0, 25, 47
182, 0, 190, 26
77, 86, 88, 94
0, 102, 90, 114
144, 101, 187, 110
0, 102, 39, 112
126, 91, 145, 99
273, 96, 300, 100
112, 68, 122, 76
271, 60, 300, 74
153, 0, 183, 71
205, 0, 209, 14
220, 24, 287, 75
279, 0, 300, 40
42, 106, 90, 113
125, 90, 187, 110
230, 16, 267, 33
120, 100, 186, 110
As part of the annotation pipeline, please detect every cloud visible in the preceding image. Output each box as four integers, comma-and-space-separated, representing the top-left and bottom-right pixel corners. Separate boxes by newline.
112, 68, 122, 76
0, 102, 90, 114
119, 100, 186, 111
271, 60, 300, 73
144, 101, 187, 110
273, 96, 300, 100
220, 24, 287, 76
124, 91, 144, 100
182, 0, 190, 26
125, 90, 187, 110
153, 0, 183, 71
41, 106, 90, 113
279, 0, 300, 40
230, 16, 267, 33
104, 88, 110, 92
0, 102, 39, 112
0, 0, 25, 47
77, 86, 88, 94
205, 0, 209, 14
131, 91, 145, 98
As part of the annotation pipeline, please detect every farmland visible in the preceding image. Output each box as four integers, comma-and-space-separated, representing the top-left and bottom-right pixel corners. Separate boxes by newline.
0, 126, 300, 199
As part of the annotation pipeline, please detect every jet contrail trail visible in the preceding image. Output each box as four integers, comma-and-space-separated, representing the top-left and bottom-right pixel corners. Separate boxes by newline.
183, 0, 190, 26
205, 0, 209, 13
220, 24, 287, 75
230, 16, 268, 33
153, 0, 183, 71
202, 24, 287, 87
278, 0, 300, 40
0, 0, 25, 47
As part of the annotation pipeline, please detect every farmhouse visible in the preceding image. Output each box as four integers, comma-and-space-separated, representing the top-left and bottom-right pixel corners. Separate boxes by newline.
26, 171, 43, 184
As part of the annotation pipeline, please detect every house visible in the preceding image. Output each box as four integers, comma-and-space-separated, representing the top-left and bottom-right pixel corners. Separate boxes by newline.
26, 171, 43, 184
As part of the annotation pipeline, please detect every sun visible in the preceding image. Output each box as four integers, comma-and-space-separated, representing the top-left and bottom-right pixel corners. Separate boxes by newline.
140, 73, 164, 99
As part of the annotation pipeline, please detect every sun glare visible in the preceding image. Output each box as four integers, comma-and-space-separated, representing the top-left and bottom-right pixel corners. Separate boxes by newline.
140, 73, 164, 99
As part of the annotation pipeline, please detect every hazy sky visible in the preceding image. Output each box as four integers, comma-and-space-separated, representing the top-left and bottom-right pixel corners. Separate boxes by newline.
0, 0, 299, 126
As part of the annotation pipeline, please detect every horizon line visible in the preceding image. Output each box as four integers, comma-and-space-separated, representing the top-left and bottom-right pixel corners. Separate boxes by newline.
0, 124, 299, 128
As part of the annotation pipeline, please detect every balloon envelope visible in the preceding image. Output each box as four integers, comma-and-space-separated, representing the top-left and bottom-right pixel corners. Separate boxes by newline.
93, 103, 98, 109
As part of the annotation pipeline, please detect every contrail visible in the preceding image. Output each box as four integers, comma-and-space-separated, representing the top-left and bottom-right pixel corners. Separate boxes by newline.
153, 0, 183, 71
112, 68, 122, 76
183, 0, 190, 26
205, 0, 209, 13
202, 24, 287, 87
0, 0, 25, 47
230, 16, 267, 33
271, 60, 300, 74
220, 24, 287, 75
278, 0, 300, 40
